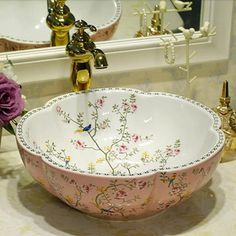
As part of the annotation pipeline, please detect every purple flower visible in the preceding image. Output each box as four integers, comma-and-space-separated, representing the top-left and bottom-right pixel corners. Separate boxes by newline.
0, 73, 24, 126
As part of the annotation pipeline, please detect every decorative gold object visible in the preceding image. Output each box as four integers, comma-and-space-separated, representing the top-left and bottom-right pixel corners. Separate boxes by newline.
135, 5, 162, 38
46, 0, 75, 46
134, 0, 192, 38
66, 20, 108, 91
213, 80, 236, 161
148, 5, 162, 36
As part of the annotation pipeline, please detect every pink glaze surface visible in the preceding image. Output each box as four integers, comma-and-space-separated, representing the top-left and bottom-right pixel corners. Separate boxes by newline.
16, 88, 225, 220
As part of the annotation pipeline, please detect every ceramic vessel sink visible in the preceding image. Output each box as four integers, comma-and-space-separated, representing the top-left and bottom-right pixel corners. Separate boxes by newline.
0, 0, 121, 52
16, 88, 225, 220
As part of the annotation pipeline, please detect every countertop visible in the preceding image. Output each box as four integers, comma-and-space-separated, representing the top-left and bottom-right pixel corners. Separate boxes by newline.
0, 134, 236, 236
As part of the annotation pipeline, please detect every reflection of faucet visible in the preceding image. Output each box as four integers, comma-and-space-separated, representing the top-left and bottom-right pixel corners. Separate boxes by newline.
148, 5, 162, 35
135, 5, 163, 37
47, 0, 55, 13
66, 20, 108, 91
46, 0, 75, 46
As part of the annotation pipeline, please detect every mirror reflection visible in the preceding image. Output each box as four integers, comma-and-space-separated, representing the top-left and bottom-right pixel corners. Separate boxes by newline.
0, 0, 201, 53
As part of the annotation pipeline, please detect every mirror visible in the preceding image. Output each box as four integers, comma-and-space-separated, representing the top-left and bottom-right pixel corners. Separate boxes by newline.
0, 0, 233, 84
0, 0, 202, 53
114, 0, 202, 39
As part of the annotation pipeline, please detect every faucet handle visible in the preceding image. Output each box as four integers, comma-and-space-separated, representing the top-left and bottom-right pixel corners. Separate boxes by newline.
75, 20, 97, 33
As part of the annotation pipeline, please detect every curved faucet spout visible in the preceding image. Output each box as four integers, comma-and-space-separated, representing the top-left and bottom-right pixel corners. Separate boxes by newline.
91, 49, 108, 69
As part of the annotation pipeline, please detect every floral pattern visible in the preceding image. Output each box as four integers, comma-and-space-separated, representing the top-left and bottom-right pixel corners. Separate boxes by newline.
45, 141, 81, 171
16, 88, 224, 219
160, 172, 189, 201
141, 139, 181, 168
41, 161, 219, 219
48, 171, 155, 217
44, 94, 181, 176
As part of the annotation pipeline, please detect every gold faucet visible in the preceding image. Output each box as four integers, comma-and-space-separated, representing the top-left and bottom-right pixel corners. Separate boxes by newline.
66, 20, 108, 91
46, 0, 75, 46
135, 5, 163, 37
148, 5, 162, 36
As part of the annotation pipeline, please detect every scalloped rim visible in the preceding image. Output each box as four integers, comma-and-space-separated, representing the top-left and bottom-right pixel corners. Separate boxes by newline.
1, 0, 121, 45
16, 88, 225, 177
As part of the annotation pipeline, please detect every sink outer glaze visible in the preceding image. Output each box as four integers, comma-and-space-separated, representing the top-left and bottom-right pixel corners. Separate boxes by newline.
16, 88, 225, 220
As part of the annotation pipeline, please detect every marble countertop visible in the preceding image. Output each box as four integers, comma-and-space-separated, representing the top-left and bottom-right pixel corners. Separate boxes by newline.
0, 135, 236, 236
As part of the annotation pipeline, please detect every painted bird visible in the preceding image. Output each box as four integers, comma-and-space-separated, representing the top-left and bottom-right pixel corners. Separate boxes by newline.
76, 124, 92, 133
65, 156, 71, 168
168, 173, 177, 187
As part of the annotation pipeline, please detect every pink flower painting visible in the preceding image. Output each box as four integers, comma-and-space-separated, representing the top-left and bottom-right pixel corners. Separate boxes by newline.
131, 134, 140, 143
76, 140, 86, 150
119, 144, 128, 154
96, 98, 105, 108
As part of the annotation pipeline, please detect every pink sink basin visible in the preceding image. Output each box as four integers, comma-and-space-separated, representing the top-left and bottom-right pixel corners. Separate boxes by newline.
16, 88, 225, 220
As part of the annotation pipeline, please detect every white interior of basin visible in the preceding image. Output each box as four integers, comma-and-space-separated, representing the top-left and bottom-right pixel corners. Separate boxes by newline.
0, 0, 121, 43
20, 90, 221, 176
